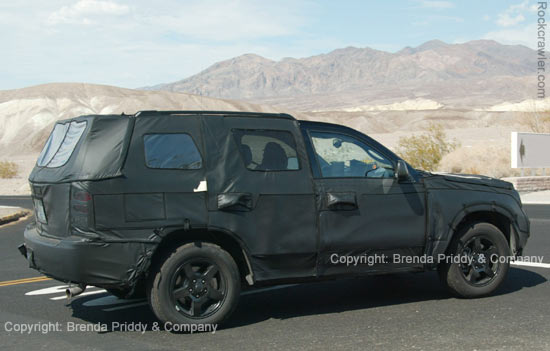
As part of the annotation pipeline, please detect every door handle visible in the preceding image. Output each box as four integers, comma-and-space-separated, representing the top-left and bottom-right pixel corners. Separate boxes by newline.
326, 192, 357, 210
217, 192, 253, 211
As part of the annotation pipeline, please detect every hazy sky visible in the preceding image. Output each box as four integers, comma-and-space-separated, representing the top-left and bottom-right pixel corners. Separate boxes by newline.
0, 0, 539, 90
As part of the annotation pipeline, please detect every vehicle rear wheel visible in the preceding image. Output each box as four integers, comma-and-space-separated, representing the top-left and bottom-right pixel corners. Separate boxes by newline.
148, 242, 240, 328
438, 222, 510, 298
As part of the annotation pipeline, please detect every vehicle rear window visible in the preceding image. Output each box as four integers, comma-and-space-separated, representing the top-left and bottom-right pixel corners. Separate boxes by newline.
37, 121, 87, 168
143, 133, 202, 169
232, 129, 299, 171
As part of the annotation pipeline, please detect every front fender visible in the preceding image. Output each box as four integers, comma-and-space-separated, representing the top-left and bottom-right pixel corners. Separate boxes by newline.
424, 189, 529, 268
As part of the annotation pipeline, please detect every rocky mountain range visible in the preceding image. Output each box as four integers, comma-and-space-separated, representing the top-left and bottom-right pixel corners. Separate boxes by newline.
146, 40, 536, 111
0, 40, 539, 195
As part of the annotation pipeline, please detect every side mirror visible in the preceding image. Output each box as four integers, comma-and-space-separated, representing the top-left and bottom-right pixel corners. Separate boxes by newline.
395, 160, 410, 182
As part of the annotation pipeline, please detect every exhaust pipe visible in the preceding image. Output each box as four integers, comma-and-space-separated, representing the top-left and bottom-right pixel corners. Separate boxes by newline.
17, 244, 27, 258
66, 284, 87, 299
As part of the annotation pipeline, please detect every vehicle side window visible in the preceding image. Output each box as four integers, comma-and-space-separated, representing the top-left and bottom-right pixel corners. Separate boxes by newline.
309, 131, 395, 178
233, 129, 300, 171
143, 133, 202, 169
37, 121, 87, 168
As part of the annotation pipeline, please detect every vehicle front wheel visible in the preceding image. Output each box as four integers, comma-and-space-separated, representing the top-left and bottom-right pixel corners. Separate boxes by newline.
438, 222, 510, 298
148, 242, 241, 328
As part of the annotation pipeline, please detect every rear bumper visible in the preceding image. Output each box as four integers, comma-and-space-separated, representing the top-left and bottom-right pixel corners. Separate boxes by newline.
21, 223, 154, 289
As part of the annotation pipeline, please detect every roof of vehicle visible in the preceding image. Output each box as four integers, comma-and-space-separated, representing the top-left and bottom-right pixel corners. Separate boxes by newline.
134, 110, 296, 120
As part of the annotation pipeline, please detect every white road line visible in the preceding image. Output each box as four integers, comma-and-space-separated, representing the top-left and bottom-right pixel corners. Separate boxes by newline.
50, 289, 107, 300
26, 285, 68, 296
103, 302, 148, 312
511, 261, 550, 269
0, 205, 20, 209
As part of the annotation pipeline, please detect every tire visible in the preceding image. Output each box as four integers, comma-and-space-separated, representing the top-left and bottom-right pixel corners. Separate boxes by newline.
148, 242, 241, 327
438, 222, 510, 298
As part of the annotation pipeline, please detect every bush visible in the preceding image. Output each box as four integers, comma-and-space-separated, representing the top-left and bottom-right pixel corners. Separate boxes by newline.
522, 111, 550, 133
438, 143, 520, 178
0, 161, 18, 179
396, 123, 459, 172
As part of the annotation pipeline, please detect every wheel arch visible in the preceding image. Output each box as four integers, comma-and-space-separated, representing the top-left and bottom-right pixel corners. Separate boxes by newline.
148, 227, 255, 286
429, 203, 521, 262
447, 204, 520, 255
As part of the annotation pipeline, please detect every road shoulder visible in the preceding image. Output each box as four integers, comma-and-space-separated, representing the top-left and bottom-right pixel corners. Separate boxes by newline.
520, 190, 550, 205
0, 206, 30, 226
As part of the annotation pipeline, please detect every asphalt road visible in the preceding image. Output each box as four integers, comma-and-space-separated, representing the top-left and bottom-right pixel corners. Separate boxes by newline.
0, 196, 549, 350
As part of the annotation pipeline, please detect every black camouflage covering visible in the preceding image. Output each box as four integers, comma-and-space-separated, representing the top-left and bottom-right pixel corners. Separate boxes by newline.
22, 111, 530, 292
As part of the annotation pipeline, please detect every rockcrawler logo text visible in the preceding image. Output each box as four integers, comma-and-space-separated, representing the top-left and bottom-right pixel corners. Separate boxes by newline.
538, 1, 547, 99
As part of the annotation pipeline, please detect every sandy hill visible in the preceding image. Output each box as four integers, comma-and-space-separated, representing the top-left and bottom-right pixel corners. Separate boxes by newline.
0, 83, 278, 156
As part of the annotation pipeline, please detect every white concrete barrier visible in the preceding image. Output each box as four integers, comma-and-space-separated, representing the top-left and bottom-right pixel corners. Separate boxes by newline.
502, 176, 550, 192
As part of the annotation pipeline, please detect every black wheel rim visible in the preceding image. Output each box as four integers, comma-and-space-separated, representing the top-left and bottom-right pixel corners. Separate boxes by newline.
459, 235, 500, 287
170, 258, 227, 319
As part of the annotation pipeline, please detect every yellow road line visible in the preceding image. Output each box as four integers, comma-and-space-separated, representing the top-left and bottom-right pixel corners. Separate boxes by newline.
0, 276, 51, 287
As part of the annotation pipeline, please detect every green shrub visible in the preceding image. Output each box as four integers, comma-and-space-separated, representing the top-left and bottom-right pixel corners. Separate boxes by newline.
0, 161, 18, 179
396, 123, 459, 172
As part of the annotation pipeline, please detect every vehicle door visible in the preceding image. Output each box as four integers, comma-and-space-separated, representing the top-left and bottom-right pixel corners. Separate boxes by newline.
301, 123, 427, 276
204, 116, 318, 281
